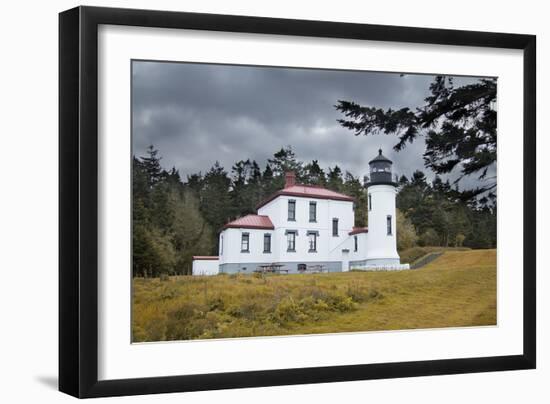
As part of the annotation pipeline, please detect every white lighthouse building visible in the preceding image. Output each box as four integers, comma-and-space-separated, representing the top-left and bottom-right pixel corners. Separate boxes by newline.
192, 150, 410, 275
361, 149, 401, 266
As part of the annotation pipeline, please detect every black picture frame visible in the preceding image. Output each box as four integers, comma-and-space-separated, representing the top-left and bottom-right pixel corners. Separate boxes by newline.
59, 5, 536, 398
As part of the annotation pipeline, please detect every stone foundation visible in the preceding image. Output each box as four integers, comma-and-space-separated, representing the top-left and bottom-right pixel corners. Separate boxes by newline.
219, 261, 342, 274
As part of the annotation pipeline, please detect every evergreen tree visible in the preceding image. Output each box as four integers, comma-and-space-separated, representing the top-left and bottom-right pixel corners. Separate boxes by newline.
335, 76, 497, 200
200, 162, 232, 248
342, 171, 368, 227
326, 165, 344, 192
170, 190, 214, 274
185, 173, 203, 195
268, 146, 303, 187
230, 159, 256, 216
303, 160, 327, 186
131, 144, 497, 279
248, 160, 264, 207
140, 145, 163, 187
396, 209, 418, 251
261, 163, 278, 197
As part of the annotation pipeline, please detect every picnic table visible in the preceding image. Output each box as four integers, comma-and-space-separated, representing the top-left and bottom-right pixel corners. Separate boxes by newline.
298, 264, 328, 273
255, 263, 289, 274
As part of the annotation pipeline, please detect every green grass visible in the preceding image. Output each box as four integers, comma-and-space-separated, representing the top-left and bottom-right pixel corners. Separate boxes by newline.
132, 249, 496, 342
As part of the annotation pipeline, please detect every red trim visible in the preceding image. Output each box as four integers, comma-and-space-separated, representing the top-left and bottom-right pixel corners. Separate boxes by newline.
256, 188, 354, 210
222, 214, 275, 230
192, 256, 219, 261
349, 227, 368, 235
223, 224, 275, 230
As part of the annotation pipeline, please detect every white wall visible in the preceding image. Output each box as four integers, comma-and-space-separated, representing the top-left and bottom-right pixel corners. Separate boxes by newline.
348, 232, 369, 262
1, 1, 548, 404
258, 195, 354, 262
219, 227, 275, 265
192, 259, 220, 275
366, 184, 400, 262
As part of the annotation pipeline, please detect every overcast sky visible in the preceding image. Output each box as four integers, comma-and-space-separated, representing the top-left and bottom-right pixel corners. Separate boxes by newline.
132, 60, 489, 188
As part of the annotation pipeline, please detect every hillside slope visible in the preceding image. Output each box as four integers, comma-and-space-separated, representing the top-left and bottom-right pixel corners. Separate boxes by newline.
132, 249, 496, 342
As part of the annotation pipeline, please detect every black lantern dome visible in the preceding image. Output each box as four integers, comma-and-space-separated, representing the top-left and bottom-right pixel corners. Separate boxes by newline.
367, 149, 396, 186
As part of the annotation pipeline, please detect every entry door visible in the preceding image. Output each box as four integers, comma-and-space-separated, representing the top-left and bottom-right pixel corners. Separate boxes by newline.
341, 250, 350, 272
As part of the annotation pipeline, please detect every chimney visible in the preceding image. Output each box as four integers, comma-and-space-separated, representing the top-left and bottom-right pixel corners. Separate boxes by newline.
285, 171, 296, 188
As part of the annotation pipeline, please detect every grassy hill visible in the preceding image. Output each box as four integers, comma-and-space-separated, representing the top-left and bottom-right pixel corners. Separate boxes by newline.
132, 249, 496, 342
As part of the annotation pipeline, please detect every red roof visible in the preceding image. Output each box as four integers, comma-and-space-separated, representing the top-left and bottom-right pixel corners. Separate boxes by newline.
222, 214, 275, 230
256, 184, 354, 209
192, 256, 219, 260
349, 226, 368, 235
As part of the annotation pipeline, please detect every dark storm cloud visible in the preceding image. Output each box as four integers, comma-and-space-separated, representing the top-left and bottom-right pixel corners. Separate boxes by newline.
132, 61, 486, 188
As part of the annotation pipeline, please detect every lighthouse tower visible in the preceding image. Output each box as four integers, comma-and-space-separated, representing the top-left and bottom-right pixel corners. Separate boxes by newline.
365, 149, 400, 266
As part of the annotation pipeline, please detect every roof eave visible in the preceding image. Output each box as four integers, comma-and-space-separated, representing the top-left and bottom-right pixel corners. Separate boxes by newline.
222, 224, 275, 231
349, 228, 369, 236
256, 190, 355, 210
192, 256, 219, 260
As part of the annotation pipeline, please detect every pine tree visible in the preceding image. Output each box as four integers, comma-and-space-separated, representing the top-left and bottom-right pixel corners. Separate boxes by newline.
268, 146, 303, 186
261, 163, 278, 197
230, 159, 256, 216
335, 76, 497, 200
200, 162, 232, 245
326, 165, 344, 192
303, 160, 327, 185
342, 172, 368, 227
140, 145, 163, 187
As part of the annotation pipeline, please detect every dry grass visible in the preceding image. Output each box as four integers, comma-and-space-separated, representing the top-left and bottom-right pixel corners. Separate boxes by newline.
132, 249, 496, 342
398, 246, 472, 266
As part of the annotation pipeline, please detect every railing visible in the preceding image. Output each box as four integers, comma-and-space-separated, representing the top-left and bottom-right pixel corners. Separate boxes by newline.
410, 252, 444, 269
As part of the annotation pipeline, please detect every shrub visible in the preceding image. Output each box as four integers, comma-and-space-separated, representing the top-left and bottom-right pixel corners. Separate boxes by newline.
397, 209, 418, 251
367, 288, 383, 300
164, 301, 202, 339
273, 297, 306, 324
227, 300, 262, 321
419, 228, 440, 247
207, 296, 225, 311
455, 233, 466, 247
345, 285, 383, 303
326, 294, 356, 312
399, 246, 429, 264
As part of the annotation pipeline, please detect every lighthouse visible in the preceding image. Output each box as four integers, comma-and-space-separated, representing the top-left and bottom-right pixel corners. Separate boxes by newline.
365, 149, 401, 266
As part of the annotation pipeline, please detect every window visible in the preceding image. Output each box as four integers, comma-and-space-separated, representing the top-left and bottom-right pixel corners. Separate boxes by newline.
387, 215, 392, 235
288, 200, 296, 221
263, 233, 271, 253
354, 235, 358, 252
241, 233, 249, 252
308, 232, 317, 252
368, 194, 372, 211
220, 235, 223, 255
309, 201, 317, 222
332, 218, 339, 236
287, 231, 296, 252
